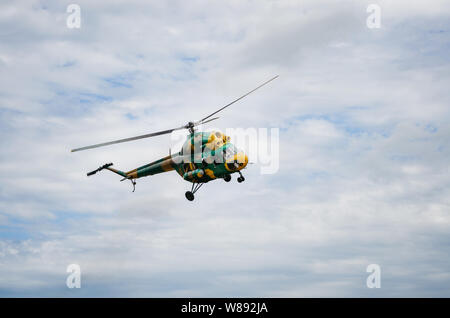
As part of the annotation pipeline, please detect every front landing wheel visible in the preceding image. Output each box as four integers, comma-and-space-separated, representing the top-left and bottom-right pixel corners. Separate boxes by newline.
185, 191, 194, 201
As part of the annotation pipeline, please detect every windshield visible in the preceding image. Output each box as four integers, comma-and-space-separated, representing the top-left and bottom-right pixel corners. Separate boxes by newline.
224, 145, 237, 159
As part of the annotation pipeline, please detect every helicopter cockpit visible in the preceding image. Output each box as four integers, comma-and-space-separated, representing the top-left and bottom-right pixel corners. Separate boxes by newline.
224, 144, 238, 159
223, 144, 248, 171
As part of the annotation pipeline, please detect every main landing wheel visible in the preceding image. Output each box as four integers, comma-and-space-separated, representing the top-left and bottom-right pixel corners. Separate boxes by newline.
224, 174, 231, 182
185, 191, 194, 201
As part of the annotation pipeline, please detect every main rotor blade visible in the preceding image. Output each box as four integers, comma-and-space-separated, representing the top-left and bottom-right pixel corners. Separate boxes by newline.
199, 75, 279, 123
71, 76, 278, 153
70, 126, 185, 152
196, 116, 220, 126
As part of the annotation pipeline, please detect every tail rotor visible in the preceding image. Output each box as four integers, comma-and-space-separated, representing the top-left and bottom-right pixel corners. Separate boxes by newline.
87, 163, 113, 176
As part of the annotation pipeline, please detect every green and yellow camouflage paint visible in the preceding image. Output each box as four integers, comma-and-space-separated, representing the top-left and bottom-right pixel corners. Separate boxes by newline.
102, 131, 248, 185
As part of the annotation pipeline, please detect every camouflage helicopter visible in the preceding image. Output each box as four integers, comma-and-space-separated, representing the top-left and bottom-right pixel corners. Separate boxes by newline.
71, 76, 278, 201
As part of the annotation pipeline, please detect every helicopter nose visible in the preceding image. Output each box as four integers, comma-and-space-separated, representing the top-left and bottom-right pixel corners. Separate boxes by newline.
236, 152, 248, 170
225, 152, 248, 171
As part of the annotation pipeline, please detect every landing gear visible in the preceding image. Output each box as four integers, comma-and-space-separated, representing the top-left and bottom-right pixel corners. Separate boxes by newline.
237, 171, 245, 183
185, 191, 194, 201
185, 182, 204, 201
223, 174, 231, 182
130, 179, 136, 192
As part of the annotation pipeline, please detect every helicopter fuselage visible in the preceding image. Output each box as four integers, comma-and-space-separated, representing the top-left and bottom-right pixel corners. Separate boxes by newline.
120, 131, 248, 183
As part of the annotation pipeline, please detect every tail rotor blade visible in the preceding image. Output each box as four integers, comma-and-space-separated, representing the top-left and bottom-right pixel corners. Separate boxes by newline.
86, 163, 113, 176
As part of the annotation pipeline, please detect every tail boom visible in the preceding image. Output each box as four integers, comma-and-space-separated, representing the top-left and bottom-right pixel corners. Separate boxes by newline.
87, 155, 175, 180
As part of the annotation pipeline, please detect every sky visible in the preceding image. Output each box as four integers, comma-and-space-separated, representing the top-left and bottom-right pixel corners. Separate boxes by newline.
0, 0, 450, 297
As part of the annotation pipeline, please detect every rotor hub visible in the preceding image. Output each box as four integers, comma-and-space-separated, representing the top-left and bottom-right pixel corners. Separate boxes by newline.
186, 121, 196, 134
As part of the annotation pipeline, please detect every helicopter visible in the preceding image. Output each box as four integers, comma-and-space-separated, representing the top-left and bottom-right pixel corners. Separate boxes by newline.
71, 75, 278, 201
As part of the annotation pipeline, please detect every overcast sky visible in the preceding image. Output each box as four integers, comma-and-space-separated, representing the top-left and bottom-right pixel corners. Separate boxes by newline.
1, 0, 450, 297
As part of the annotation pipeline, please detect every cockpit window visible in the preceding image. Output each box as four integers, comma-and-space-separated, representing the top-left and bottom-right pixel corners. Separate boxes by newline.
224, 145, 237, 159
